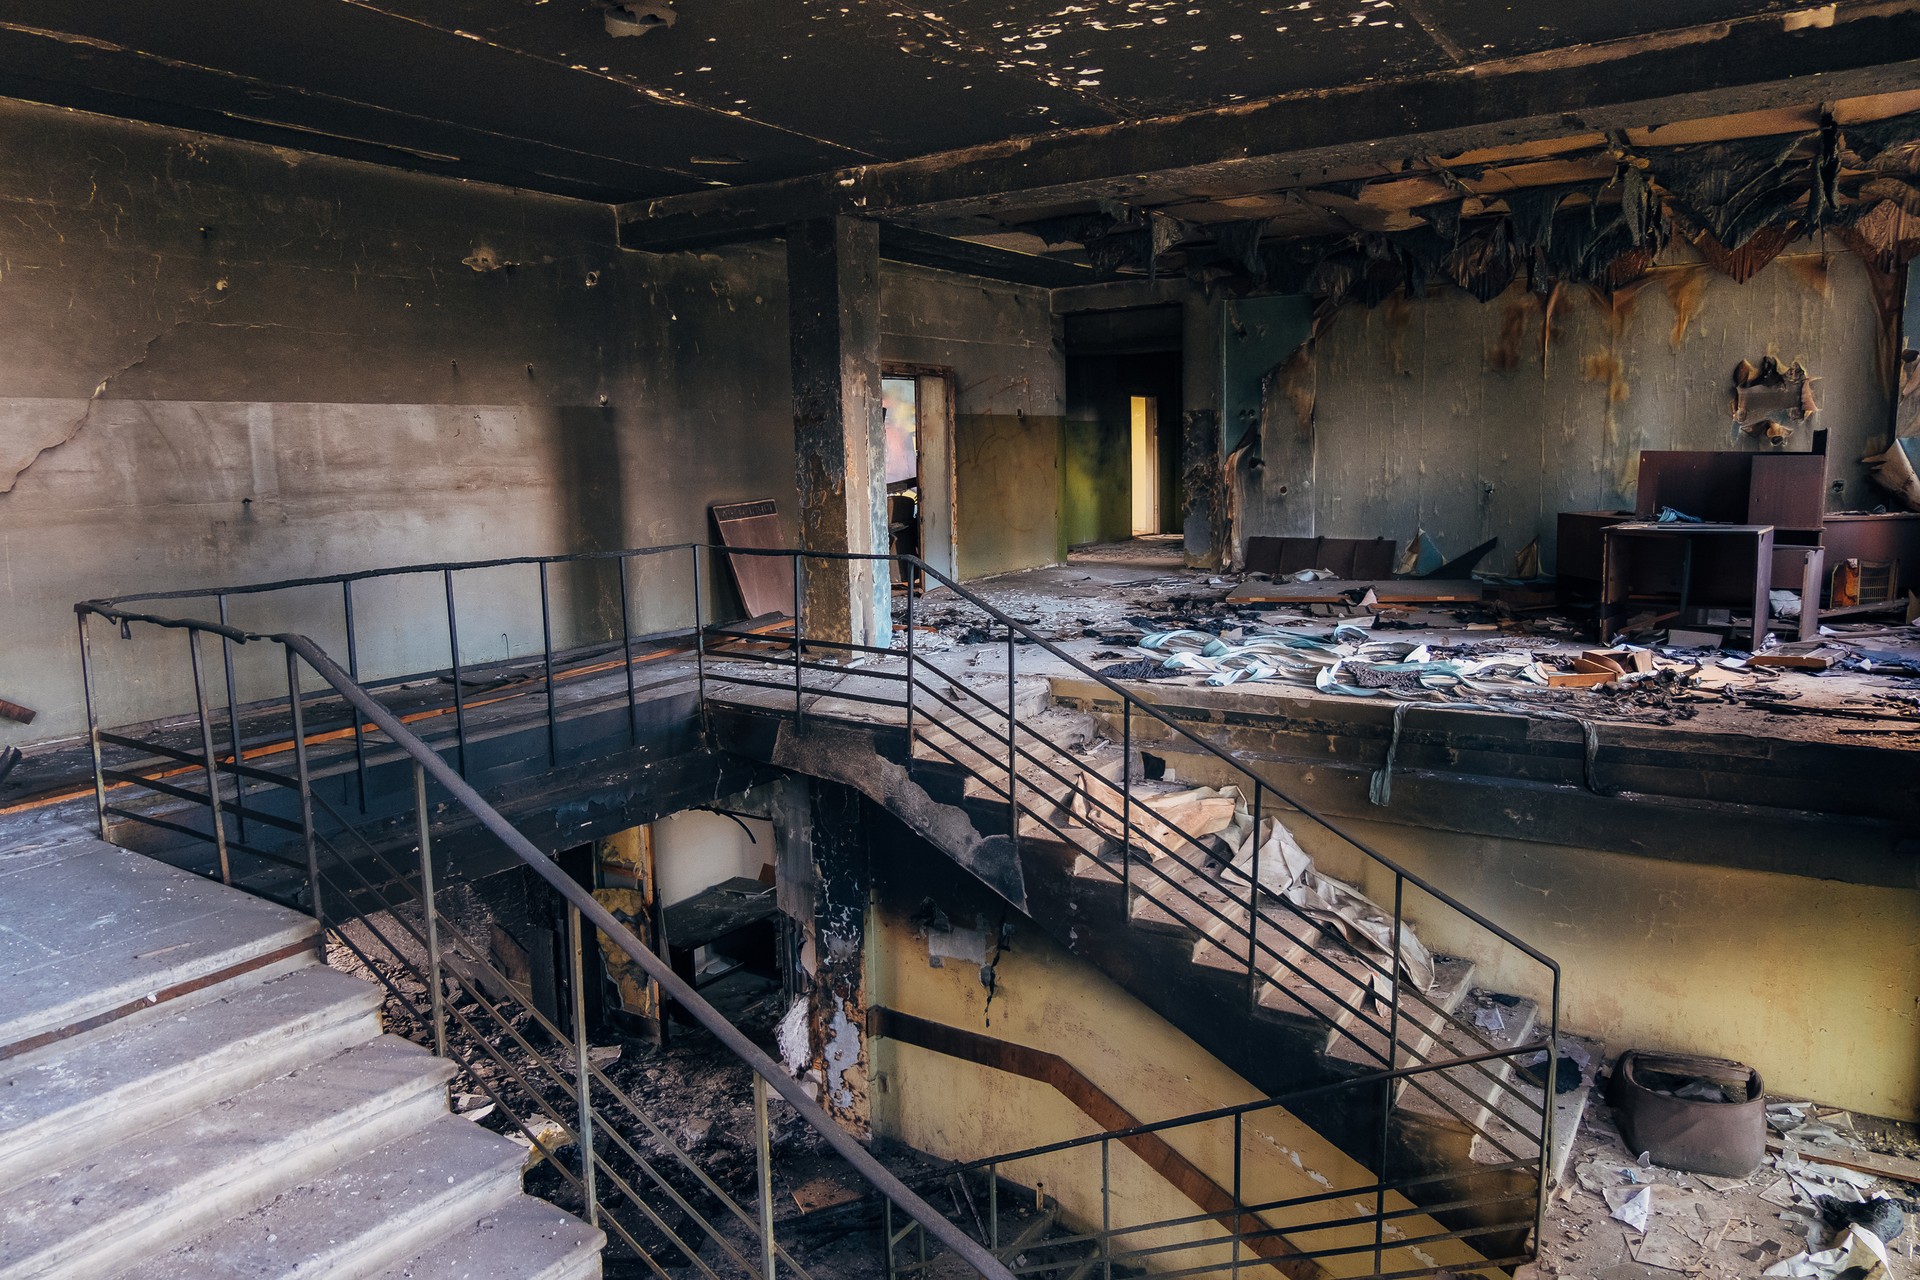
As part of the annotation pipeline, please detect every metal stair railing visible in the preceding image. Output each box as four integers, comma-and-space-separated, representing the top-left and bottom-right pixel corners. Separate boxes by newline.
74, 540, 1561, 1270
693, 551, 1561, 1185
877, 1051, 1547, 1280
72, 603, 1015, 1280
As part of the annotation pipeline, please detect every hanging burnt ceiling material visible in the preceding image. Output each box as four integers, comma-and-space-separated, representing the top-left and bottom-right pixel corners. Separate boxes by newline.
990, 107, 1920, 308
5, 0, 1920, 292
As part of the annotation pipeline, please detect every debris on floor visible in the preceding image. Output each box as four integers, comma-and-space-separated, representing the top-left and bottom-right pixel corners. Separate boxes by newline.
1541, 1073, 1920, 1280
901, 551, 1920, 739
1072, 765, 1436, 994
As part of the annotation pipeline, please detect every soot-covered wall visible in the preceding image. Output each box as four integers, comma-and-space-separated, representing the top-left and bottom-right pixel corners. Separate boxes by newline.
1243, 248, 1896, 571
0, 98, 795, 742
881, 264, 1064, 581
0, 100, 1065, 744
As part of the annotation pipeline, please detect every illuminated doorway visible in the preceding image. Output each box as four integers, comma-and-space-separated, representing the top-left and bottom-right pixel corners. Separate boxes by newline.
1130, 395, 1160, 536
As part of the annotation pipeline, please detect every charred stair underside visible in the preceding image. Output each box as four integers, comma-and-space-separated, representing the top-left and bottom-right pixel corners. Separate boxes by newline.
707, 693, 1589, 1261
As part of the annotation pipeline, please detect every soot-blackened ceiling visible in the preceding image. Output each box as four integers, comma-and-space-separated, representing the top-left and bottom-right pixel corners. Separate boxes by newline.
0, 0, 1855, 202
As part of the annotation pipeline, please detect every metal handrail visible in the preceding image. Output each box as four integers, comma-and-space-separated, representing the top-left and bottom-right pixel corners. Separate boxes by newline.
277, 633, 1013, 1280
70, 602, 1013, 1280
75, 538, 1561, 1274
78, 541, 1555, 976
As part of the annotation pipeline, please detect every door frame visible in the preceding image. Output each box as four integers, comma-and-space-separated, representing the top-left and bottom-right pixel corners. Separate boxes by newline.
883, 362, 958, 582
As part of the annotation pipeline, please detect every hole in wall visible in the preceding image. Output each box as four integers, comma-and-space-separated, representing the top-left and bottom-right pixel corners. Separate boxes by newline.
605, 2, 676, 36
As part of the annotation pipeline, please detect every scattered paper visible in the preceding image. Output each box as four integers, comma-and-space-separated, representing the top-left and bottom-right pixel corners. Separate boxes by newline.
1608, 1186, 1654, 1231
1579, 1159, 1653, 1194
1763, 1225, 1893, 1279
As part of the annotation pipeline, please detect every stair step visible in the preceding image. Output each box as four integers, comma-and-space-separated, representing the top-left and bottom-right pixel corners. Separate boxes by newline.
1325, 954, 1477, 1067
368, 1196, 605, 1280
112, 1115, 526, 1280
0, 963, 384, 1197
1394, 990, 1540, 1134
1255, 949, 1374, 1030
0, 1036, 456, 1280
0, 837, 320, 1055
1193, 910, 1324, 975
1460, 1032, 1606, 1182
1018, 813, 1108, 854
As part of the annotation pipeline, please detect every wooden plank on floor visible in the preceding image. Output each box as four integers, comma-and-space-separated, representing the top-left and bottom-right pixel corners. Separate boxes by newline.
1226, 578, 1484, 604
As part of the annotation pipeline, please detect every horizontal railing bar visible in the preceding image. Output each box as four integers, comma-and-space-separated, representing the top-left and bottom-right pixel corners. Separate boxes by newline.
98, 805, 299, 872
272, 634, 1013, 1280
81, 542, 703, 609
917, 1041, 1550, 1174
96, 732, 303, 790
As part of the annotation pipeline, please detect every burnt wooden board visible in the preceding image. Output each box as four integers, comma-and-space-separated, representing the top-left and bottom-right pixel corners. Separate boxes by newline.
712, 499, 795, 620
1227, 578, 1484, 604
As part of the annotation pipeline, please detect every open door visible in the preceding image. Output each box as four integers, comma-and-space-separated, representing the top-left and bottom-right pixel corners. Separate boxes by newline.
881, 365, 957, 584
1130, 395, 1160, 536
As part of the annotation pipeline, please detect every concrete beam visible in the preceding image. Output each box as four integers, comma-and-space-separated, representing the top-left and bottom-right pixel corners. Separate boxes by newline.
786, 216, 888, 649
617, 5, 1920, 249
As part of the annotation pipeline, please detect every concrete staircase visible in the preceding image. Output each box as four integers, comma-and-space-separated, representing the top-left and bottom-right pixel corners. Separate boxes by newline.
0, 825, 603, 1280
709, 677, 1593, 1263
906, 705, 1598, 1181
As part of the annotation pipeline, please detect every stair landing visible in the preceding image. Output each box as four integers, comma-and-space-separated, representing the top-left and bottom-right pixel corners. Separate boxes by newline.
0, 820, 602, 1280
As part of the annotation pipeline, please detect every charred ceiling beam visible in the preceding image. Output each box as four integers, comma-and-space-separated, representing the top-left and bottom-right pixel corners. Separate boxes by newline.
875, 223, 1097, 288
616, 2, 1920, 251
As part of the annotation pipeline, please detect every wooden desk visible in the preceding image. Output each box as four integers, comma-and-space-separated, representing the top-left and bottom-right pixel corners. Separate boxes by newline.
660, 877, 781, 1022
1601, 523, 1774, 650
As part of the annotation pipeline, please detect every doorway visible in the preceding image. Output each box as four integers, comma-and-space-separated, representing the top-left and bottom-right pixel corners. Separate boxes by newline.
880, 365, 957, 584
1130, 395, 1160, 536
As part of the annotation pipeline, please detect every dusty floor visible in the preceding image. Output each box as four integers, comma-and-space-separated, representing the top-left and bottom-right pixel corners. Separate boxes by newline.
896, 548, 1920, 747
1535, 1095, 1919, 1280
329, 903, 953, 1280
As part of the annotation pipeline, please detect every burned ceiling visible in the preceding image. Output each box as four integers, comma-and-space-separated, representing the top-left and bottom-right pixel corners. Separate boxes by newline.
0, 0, 1903, 203
3, 0, 1919, 297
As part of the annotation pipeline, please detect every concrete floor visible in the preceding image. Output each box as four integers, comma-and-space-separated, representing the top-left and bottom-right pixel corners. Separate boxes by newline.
905, 551, 1920, 749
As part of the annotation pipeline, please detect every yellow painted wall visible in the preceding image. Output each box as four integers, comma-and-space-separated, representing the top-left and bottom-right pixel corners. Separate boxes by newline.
867, 898, 1504, 1279
1283, 816, 1920, 1123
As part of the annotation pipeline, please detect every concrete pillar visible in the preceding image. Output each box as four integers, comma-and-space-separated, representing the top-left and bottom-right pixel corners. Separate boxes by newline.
806, 780, 871, 1136
786, 216, 889, 649
1180, 291, 1227, 568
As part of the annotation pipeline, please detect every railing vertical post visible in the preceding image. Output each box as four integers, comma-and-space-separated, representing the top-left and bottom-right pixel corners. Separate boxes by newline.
1100, 1137, 1113, 1280
1537, 967, 1562, 1262
287, 649, 322, 929
989, 1164, 999, 1252
1376, 874, 1405, 1277
567, 903, 599, 1227
904, 562, 915, 747
792, 554, 804, 725
76, 611, 109, 841
619, 555, 640, 747
443, 570, 468, 777
1248, 785, 1264, 1005
690, 545, 708, 743
414, 761, 447, 1058
216, 594, 249, 844
754, 1074, 777, 1280
188, 630, 233, 886
1231, 1112, 1244, 1280
1120, 700, 1131, 898
539, 561, 558, 766
1006, 630, 1017, 854
343, 581, 368, 812
885, 1200, 896, 1280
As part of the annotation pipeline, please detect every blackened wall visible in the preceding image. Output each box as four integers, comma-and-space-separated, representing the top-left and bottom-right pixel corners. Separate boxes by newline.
881, 264, 1065, 581
0, 100, 1066, 745
1242, 249, 1896, 571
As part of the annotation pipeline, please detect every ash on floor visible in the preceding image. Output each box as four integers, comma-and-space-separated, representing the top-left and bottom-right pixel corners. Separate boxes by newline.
1536, 1097, 1917, 1279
